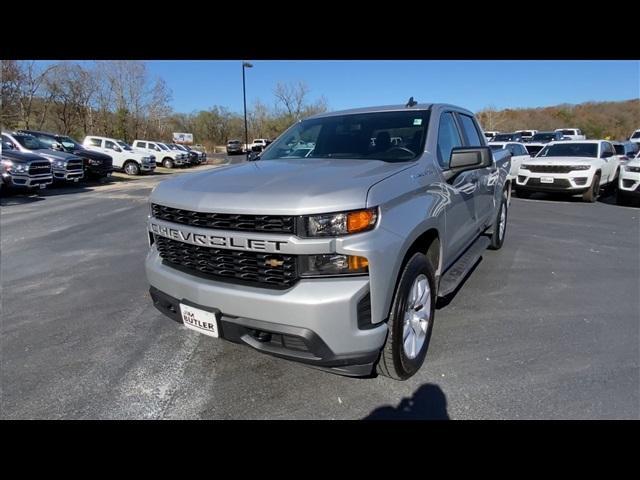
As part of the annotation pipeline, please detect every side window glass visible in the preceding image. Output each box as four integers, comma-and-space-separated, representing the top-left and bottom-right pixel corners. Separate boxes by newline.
457, 114, 483, 147
436, 112, 463, 169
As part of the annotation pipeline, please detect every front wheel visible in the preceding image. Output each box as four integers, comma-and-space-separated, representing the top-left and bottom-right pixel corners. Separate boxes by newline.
376, 252, 436, 380
124, 161, 140, 176
162, 158, 174, 169
582, 173, 600, 202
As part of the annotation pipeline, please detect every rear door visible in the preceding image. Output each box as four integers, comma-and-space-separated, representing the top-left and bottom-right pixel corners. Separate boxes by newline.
437, 111, 479, 266
455, 112, 495, 230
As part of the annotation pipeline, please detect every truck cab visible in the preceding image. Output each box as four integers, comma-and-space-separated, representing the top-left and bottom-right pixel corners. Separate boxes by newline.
555, 128, 586, 141
83, 136, 156, 175
132, 140, 187, 169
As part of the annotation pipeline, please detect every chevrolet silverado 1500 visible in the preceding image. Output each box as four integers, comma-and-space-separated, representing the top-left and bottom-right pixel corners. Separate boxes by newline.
145, 103, 511, 379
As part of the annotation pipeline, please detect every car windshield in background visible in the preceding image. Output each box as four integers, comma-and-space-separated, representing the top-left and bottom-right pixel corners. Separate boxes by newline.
260, 110, 430, 162
157, 143, 169, 150
57, 136, 81, 150
538, 143, 598, 158
492, 134, 515, 141
526, 145, 544, 156
532, 133, 556, 142
632, 131, 640, 139
489, 144, 503, 151
117, 141, 133, 151
560, 130, 575, 135
14, 135, 46, 150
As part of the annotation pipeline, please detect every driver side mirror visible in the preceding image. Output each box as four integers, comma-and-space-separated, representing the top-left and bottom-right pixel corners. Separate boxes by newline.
2, 141, 15, 150
113, 146, 122, 153
247, 151, 261, 161
445, 147, 492, 182
51, 142, 63, 151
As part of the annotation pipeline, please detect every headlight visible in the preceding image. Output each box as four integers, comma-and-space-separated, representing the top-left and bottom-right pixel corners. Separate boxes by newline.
302, 208, 378, 237
627, 166, 640, 173
299, 254, 369, 277
55, 160, 65, 168
521, 165, 531, 170
142, 156, 150, 163
570, 165, 590, 171
88, 159, 102, 166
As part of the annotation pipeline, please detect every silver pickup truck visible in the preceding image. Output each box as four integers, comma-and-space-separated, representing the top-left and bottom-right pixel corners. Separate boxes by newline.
145, 103, 511, 380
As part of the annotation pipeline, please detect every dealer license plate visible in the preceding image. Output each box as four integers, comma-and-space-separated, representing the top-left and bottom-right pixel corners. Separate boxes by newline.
540, 177, 554, 184
179, 303, 220, 338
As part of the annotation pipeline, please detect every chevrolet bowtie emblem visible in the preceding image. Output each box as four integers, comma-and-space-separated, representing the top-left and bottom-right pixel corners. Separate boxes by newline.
265, 258, 284, 268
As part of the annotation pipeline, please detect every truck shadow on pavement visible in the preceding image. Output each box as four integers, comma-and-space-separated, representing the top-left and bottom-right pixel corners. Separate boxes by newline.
363, 384, 450, 420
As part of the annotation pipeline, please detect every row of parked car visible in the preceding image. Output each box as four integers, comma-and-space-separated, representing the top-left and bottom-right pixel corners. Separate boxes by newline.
487, 134, 640, 205
0, 130, 207, 194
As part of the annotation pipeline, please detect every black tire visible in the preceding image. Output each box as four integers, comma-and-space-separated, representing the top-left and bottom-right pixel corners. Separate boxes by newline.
582, 173, 600, 202
123, 161, 140, 176
515, 188, 531, 199
162, 158, 174, 169
376, 252, 436, 380
489, 189, 508, 250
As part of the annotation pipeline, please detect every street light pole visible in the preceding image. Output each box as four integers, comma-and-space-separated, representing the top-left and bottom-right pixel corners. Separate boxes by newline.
242, 61, 253, 161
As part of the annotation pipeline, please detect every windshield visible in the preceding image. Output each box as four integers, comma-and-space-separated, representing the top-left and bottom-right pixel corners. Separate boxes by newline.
260, 110, 430, 162
526, 145, 544, 156
56, 136, 81, 151
519, 131, 534, 136
493, 134, 514, 141
117, 141, 133, 151
613, 144, 625, 155
157, 143, 169, 150
14, 134, 46, 150
632, 131, 640, 139
560, 129, 576, 135
489, 144, 504, 151
532, 133, 557, 142
538, 143, 598, 158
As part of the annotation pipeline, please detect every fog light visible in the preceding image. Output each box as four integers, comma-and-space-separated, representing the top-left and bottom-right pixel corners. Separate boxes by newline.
574, 177, 588, 185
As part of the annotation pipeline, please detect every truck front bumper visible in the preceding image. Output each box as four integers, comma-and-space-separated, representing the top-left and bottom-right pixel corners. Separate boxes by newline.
619, 172, 640, 197
2, 172, 53, 188
53, 168, 84, 182
145, 249, 387, 376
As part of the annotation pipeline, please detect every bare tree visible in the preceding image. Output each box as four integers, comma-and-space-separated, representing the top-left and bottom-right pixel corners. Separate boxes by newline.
273, 81, 310, 121
5, 61, 56, 129
476, 105, 507, 131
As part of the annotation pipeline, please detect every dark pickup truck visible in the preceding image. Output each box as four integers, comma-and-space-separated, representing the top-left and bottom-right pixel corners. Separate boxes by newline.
1, 149, 53, 193
18, 130, 114, 180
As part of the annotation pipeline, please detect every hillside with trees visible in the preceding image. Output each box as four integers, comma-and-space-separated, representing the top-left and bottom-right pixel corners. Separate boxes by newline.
476, 99, 639, 140
2, 61, 637, 150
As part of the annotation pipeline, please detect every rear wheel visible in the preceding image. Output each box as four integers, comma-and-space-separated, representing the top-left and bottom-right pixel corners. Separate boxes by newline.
124, 161, 140, 176
582, 173, 600, 202
162, 158, 174, 169
376, 252, 436, 380
489, 190, 508, 250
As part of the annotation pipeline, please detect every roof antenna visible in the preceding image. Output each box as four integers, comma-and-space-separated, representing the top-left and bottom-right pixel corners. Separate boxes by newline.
405, 96, 417, 108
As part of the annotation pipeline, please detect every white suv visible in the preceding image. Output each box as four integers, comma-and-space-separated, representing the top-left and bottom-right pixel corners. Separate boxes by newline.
515, 140, 619, 202
132, 140, 187, 169
555, 128, 586, 140
617, 155, 640, 205
83, 136, 156, 175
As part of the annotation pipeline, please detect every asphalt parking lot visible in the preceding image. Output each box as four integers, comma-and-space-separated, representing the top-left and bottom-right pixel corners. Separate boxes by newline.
1, 161, 638, 420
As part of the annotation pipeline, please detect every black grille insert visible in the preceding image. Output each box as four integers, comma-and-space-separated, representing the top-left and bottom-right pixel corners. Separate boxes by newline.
155, 235, 298, 289
66, 160, 83, 171
28, 161, 52, 175
525, 165, 577, 173
152, 203, 296, 234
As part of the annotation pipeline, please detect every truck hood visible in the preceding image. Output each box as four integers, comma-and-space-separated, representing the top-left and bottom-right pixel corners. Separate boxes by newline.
26, 149, 81, 163
72, 148, 111, 162
150, 158, 414, 215
526, 156, 600, 166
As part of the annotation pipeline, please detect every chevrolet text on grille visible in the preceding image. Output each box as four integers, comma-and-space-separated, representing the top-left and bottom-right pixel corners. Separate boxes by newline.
150, 222, 288, 251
